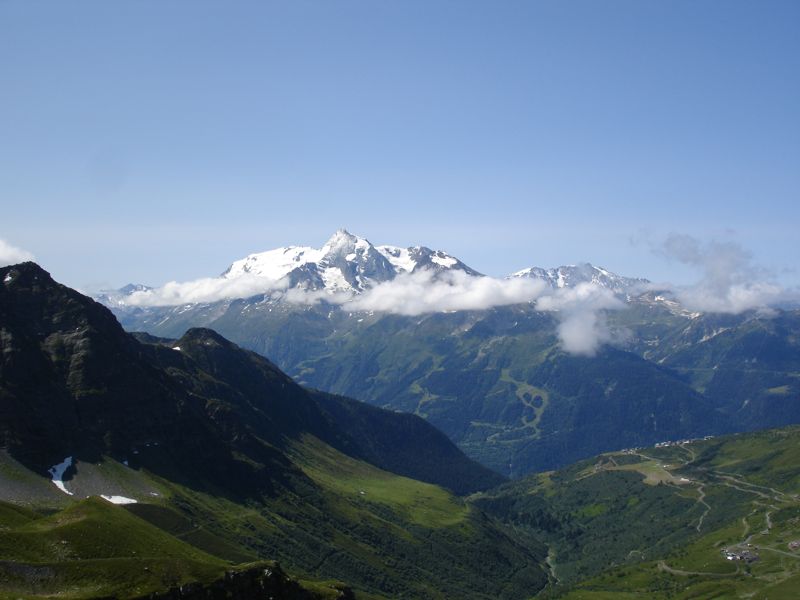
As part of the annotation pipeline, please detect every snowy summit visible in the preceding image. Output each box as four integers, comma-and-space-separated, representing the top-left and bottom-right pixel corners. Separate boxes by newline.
97, 229, 648, 308
221, 229, 477, 294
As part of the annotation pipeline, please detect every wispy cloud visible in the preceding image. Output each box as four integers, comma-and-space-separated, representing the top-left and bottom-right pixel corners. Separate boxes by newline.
656, 234, 792, 313
123, 267, 625, 355
536, 282, 625, 356
126, 274, 288, 306
348, 270, 547, 315
113, 233, 799, 356
0, 238, 34, 266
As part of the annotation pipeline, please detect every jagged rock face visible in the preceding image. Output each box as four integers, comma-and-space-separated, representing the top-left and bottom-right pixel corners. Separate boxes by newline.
317, 229, 397, 291
0, 262, 310, 491
0, 262, 177, 464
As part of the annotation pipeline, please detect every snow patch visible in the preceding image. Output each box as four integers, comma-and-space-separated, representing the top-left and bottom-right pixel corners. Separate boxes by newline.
3, 274, 12, 283
48, 457, 74, 496
321, 267, 353, 292
699, 328, 730, 343
172, 346, 182, 351
100, 495, 137, 505
431, 254, 457, 268
376, 245, 417, 273
223, 245, 324, 280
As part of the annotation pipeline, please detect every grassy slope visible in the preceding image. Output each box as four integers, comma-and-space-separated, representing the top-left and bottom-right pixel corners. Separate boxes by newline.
0, 435, 548, 600
166, 434, 547, 599
0, 497, 229, 599
514, 426, 800, 598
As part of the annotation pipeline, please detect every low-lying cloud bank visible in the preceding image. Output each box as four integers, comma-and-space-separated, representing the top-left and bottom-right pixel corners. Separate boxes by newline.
128, 274, 288, 306
0, 238, 34, 267
125, 269, 624, 356
657, 234, 795, 313
348, 270, 547, 315
122, 234, 796, 357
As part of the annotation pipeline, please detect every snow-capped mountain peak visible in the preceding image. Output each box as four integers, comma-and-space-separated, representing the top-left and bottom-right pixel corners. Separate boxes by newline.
221, 230, 392, 293
509, 263, 648, 295
320, 228, 366, 255
96, 232, 650, 310
219, 230, 480, 295
222, 245, 322, 280
375, 245, 482, 277
95, 283, 153, 306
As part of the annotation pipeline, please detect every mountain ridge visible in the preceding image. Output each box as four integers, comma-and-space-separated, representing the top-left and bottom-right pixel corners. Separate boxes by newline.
1, 261, 543, 599
98, 229, 649, 306
0, 261, 501, 495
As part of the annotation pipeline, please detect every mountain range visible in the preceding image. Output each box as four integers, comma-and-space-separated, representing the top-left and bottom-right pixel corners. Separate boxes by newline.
0, 261, 542, 599
99, 229, 648, 304
2, 260, 800, 598
96, 230, 800, 477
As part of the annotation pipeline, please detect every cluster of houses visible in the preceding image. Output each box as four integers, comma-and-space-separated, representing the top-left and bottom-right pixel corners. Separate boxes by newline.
722, 547, 759, 563
789, 540, 800, 551
654, 435, 715, 449
619, 435, 715, 455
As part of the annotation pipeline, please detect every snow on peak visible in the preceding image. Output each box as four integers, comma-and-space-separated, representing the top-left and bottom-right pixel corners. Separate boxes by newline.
95, 284, 153, 307
222, 245, 322, 280
375, 245, 418, 273
219, 231, 483, 296
510, 263, 647, 295
376, 245, 482, 277
92, 231, 491, 307
220, 230, 394, 294
322, 228, 361, 252
431, 253, 457, 268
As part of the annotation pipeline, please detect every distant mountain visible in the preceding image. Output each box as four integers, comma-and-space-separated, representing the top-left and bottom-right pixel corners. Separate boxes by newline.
90, 231, 800, 480
1, 262, 547, 599
95, 282, 153, 307
99, 230, 650, 307
105, 298, 734, 476
220, 228, 480, 294
509, 262, 649, 296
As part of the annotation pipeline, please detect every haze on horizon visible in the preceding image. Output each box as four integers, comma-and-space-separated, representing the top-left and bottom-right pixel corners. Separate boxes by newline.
1, 1, 798, 291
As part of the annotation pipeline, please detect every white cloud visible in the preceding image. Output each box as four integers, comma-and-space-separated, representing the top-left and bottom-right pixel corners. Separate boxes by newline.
281, 286, 354, 306
0, 238, 34, 266
121, 267, 626, 355
535, 282, 625, 356
126, 274, 288, 306
657, 234, 793, 313
348, 269, 547, 315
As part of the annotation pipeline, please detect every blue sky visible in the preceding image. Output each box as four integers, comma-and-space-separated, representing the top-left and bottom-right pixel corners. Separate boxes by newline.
1, 0, 798, 290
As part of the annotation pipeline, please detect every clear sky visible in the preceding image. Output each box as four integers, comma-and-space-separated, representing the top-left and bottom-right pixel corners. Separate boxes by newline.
1, 0, 798, 291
